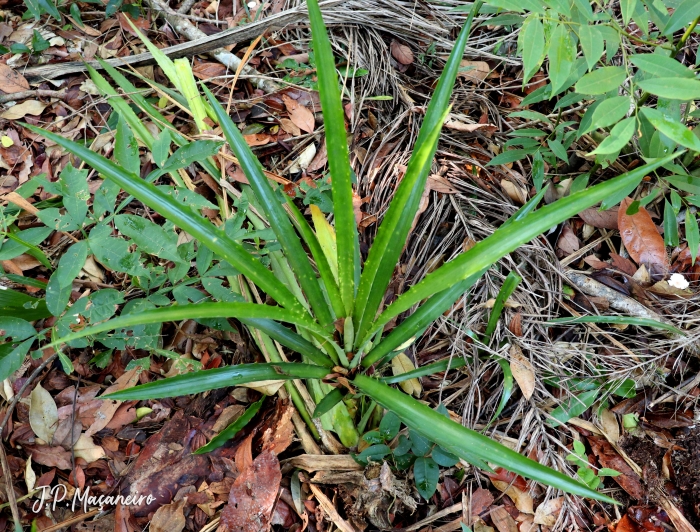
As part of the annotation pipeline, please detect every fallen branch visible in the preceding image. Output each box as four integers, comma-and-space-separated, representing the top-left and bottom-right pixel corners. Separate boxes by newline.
145, 0, 280, 93
22, 2, 343, 82
0, 89, 67, 104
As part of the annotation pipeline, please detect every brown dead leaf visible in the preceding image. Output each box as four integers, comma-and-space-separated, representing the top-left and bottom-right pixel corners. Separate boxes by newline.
117, 13, 150, 35
649, 280, 693, 297
219, 450, 282, 532
491, 506, 518, 532
279, 118, 301, 137
0, 100, 48, 120
85, 369, 139, 437
587, 436, 644, 499
469, 488, 494, 517
491, 480, 534, 515
282, 94, 315, 134
150, 499, 186, 532
391, 40, 413, 65
352, 192, 363, 226
74, 434, 105, 463
509, 345, 535, 401
610, 252, 638, 276
533, 497, 563, 526
618, 197, 667, 272
501, 180, 527, 204
0, 64, 29, 94
614, 514, 642, 532
557, 223, 580, 256
458, 60, 490, 83
428, 174, 458, 193
243, 133, 271, 146
261, 402, 295, 455
599, 408, 620, 443
23, 445, 73, 470
579, 207, 618, 229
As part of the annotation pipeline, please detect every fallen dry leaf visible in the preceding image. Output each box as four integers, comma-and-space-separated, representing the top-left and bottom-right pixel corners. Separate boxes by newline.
458, 60, 490, 83
599, 408, 619, 443
469, 488, 495, 517
23, 444, 73, 470
509, 345, 535, 401
73, 434, 105, 463
579, 207, 618, 229
117, 13, 150, 36
533, 496, 563, 526
392, 352, 421, 397
29, 383, 58, 444
587, 436, 644, 500
391, 40, 413, 65
501, 179, 527, 204
219, 450, 282, 532
149, 499, 186, 532
282, 94, 315, 134
491, 480, 534, 514
243, 133, 271, 146
85, 369, 139, 437
0, 100, 48, 120
491, 506, 518, 532
0, 63, 29, 94
618, 197, 667, 272
557, 223, 580, 255
279, 117, 301, 136
25, 455, 36, 492
428, 174, 458, 193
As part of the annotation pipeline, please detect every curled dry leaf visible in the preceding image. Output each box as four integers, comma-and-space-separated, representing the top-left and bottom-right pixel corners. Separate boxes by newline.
557, 223, 580, 256
0, 63, 30, 94
599, 408, 620, 444
533, 497, 564, 526
29, 383, 59, 444
458, 60, 491, 83
501, 180, 527, 205
73, 434, 105, 463
618, 197, 668, 272
509, 345, 535, 401
25, 455, 36, 492
244, 133, 271, 146
390, 40, 414, 65
282, 94, 315, 134
149, 499, 186, 532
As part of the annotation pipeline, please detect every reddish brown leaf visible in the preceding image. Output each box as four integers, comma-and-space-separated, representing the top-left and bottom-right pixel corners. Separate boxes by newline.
0, 64, 29, 94
618, 197, 667, 271
117, 13, 150, 36
150, 499, 186, 532
243, 134, 271, 146
469, 488, 495, 516
390, 40, 414, 65
491, 506, 519, 532
557, 223, 580, 256
428, 175, 458, 194
282, 94, 315, 134
610, 252, 638, 276
219, 450, 282, 532
614, 514, 642, 532
587, 436, 645, 500
579, 207, 619, 229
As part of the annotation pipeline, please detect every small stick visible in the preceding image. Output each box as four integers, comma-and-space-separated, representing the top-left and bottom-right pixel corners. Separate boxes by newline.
0, 89, 66, 105
0, 442, 21, 531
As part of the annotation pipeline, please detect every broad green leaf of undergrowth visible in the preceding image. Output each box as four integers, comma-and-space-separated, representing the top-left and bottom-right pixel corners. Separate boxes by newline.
519, 14, 545, 85
578, 24, 604, 71
641, 107, 700, 152
575, 66, 627, 95
620, 0, 638, 25
307, 0, 356, 316
149, 140, 223, 180
113, 215, 183, 263
359, 152, 679, 346
414, 456, 439, 500
664, 200, 679, 247
115, 115, 140, 176
45, 240, 89, 317
629, 54, 695, 78
195, 397, 264, 454
589, 117, 636, 155
578, 96, 630, 137
686, 210, 699, 266
549, 389, 599, 427
663, 0, 700, 35
547, 25, 575, 96
354, 375, 616, 502
638, 78, 700, 100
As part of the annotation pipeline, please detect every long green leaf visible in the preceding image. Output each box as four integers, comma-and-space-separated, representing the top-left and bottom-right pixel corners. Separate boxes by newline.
353, 375, 616, 503
48, 302, 332, 359
204, 87, 334, 328
194, 397, 264, 454
360, 152, 680, 346
483, 271, 521, 343
306, 0, 356, 316
544, 316, 683, 334
380, 356, 467, 384
105, 363, 330, 400
353, 2, 483, 349
22, 123, 307, 316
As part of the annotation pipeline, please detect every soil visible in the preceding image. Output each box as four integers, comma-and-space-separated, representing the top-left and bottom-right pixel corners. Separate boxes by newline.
622, 426, 700, 527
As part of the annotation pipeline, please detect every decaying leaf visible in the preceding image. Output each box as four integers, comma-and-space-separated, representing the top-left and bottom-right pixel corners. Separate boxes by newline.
490, 480, 534, 514
29, 383, 58, 444
391, 352, 421, 397
509, 345, 535, 401
85, 369, 139, 437
501, 180, 527, 204
0, 100, 48, 120
618, 197, 667, 272
491, 506, 518, 532
149, 499, 186, 532
428, 174, 458, 193
533, 497, 564, 526
25, 455, 36, 492
0, 63, 30, 94
391, 40, 414, 65
599, 408, 620, 444
219, 450, 282, 532
579, 207, 619, 229
240, 380, 285, 396
587, 436, 644, 500
282, 94, 315, 134
73, 434, 105, 463
458, 60, 491, 83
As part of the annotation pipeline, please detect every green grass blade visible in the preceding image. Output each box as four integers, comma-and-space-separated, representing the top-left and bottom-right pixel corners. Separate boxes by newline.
306, 0, 356, 316
236, 317, 334, 367
105, 362, 330, 400
353, 3, 482, 347
361, 274, 480, 369
22, 123, 307, 315
353, 374, 617, 503
544, 316, 683, 334
47, 302, 331, 352
285, 197, 345, 318
194, 397, 264, 454
380, 357, 467, 384
313, 388, 345, 418
483, 271, 522, 343
204, 87, 334, 328
361, 152, 681, 346
485, 357, 513, 429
